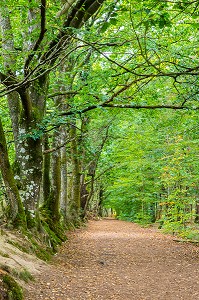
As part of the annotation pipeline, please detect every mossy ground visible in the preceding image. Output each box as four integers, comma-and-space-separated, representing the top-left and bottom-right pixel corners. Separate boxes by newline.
2, 274, 23, 300
0, 220, 68, 299
0, 213, 84, 300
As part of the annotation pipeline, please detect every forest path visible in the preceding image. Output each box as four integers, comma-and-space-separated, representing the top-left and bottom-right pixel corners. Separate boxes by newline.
25, 219, 199, 300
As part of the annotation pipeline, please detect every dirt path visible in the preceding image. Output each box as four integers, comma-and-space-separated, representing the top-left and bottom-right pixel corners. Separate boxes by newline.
25, 219, 199, 300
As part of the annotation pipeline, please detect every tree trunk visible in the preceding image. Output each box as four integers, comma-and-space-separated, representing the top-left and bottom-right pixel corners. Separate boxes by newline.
43, 134, 51, 204
195, 201, 199, 223
0, 0, 105, 227
47, 132, 61, 223
14, 80, 47, 220
0, 118, 26, 226
70, 123, 81, 222
60, 129, 69, 220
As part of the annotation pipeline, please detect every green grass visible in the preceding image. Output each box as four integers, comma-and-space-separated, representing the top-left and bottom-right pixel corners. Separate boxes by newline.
3, 274, 23, 300
12, 268, 34, 283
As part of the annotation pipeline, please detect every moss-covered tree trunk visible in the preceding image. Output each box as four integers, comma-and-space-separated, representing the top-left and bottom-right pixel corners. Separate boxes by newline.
0, 118, 26, 226
15, 81, 47, 223
7, 92, 21, 159
53, 61, 74, 223
0, 4, 46, 223
70, 123, 81, 222
60, 129, 69, 220
43, 133, 51, 205
195, 202, 199, 223
0, 0, 105, 226
47, 132, 61, 223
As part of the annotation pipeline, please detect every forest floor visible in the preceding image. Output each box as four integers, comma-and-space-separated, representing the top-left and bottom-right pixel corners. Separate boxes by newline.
24, 218, 199, 300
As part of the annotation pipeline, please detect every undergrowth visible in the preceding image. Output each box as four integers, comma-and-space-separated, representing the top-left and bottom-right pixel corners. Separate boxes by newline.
0, 215, 83, 300
161, 222, 199, 241
117, 214, 199, 242
12, 268, 34, 283
2, 274, 23, 300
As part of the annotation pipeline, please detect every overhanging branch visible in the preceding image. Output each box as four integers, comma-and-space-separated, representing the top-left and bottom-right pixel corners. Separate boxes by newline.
60, 103, 190, 118
40, 102, 194, 136
102, 104, 188, 110
41, 0, 105, 65
43, 137, 75, 154
0, 72, 18, 88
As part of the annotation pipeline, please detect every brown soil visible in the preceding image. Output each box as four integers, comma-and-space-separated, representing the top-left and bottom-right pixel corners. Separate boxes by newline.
25, 219, 199, 300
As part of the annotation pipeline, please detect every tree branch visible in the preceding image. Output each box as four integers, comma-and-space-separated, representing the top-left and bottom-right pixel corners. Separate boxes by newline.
41, 0, 105, 64
102, 104, 188, 110
48, 90, 78, 98
86, 165, 115, 185
59, 103, 189, 119
0, 43, 85, 97
0, 72, 18, 87
43, 137, 75, 154
75, 35, 199, 80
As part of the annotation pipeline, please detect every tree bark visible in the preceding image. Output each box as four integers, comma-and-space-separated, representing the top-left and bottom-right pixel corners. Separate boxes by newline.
15, 80, 47, 215
60, 129, 69, 220
195, 202, 199, 223
43, 133, 51, 204
0, 118, 26, 226
0, 0, 105, 226
70, 123, 81, 222
48, 132, 61, 223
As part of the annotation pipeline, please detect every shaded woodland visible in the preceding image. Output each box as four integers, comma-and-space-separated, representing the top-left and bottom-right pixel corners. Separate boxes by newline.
0, 0, 199, 243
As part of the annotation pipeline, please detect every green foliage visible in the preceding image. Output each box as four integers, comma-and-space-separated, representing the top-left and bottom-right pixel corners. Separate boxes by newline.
6, 229, 56, 261
179, 227, 199, 241
41, 220, 67, 253
0, 251, 9, 258
11, 269, 34, 283
101, 109, 199, 238
3, 274, 23, 300
1, 0, 199, 240
7, 240, 29, 254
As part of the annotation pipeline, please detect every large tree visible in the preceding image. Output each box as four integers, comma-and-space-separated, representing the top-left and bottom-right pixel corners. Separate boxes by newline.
0, 0, 105, 226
